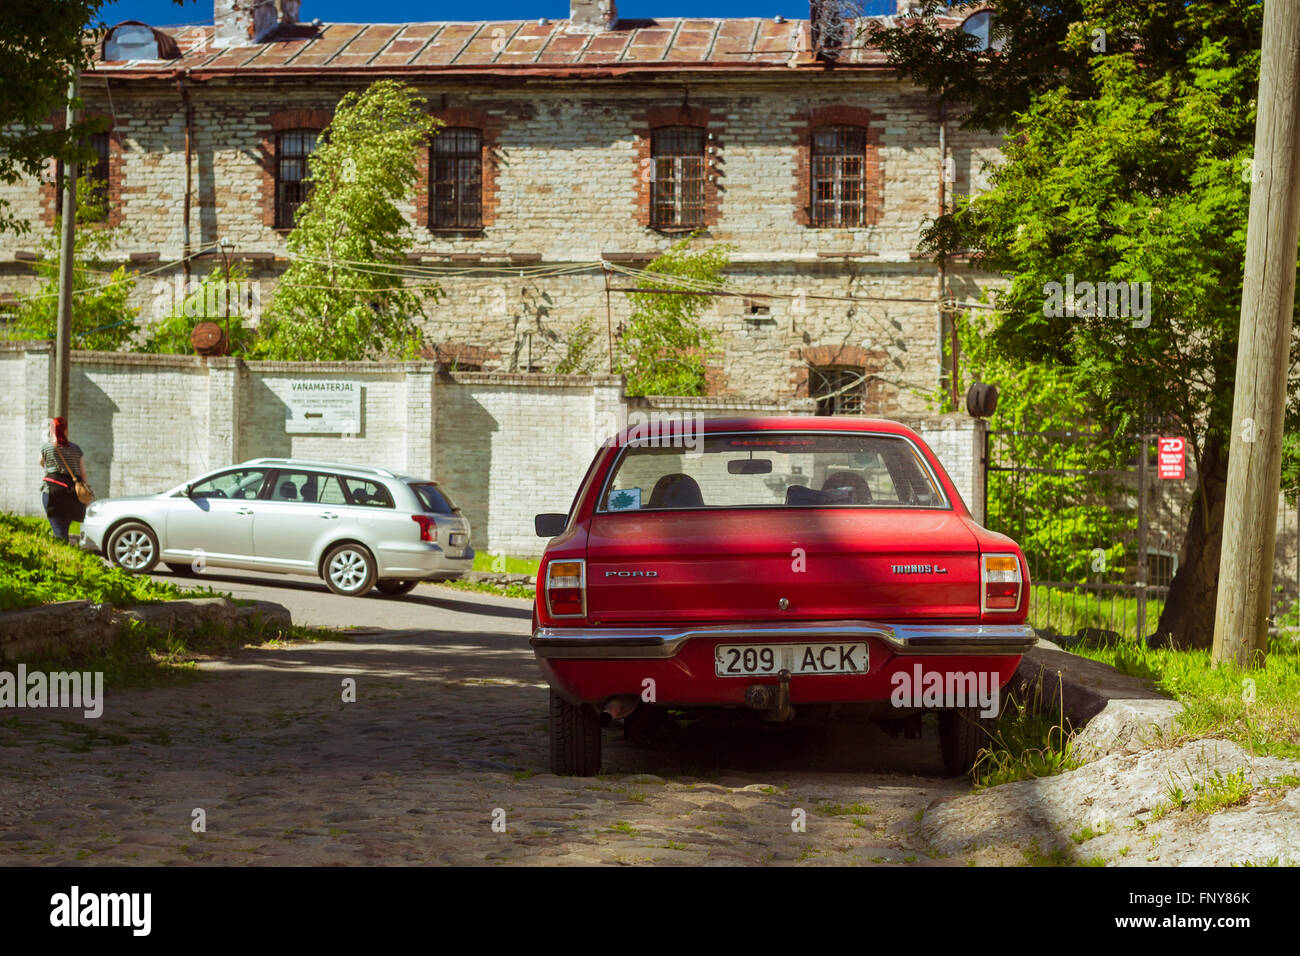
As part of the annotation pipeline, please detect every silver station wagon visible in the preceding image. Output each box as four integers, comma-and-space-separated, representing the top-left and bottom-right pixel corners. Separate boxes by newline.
80, 458, 474, 596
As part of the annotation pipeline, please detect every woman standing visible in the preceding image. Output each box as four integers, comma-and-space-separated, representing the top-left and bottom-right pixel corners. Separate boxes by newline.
40, 417, 89, 542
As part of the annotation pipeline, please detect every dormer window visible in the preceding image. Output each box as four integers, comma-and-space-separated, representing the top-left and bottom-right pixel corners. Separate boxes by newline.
102, 21, 181, 62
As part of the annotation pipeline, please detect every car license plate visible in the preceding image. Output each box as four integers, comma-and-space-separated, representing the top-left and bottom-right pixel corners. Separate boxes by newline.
449, 533, 465, 546
714, 642, 869, 677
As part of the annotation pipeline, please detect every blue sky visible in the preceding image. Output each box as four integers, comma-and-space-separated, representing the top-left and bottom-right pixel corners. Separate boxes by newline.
97, 0, 900, 29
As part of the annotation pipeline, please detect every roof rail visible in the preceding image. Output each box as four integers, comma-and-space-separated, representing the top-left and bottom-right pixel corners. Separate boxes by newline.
240, 458, 396, 478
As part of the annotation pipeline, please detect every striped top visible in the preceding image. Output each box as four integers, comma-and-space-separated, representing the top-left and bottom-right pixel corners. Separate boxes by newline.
40, 441, 84, 491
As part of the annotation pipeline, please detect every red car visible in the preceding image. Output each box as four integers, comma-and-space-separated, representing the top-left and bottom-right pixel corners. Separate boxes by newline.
531, 417, 1034, 776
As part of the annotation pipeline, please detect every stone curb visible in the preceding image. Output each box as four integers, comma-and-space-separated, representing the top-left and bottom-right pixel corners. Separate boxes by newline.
0, 596, 294, 662
462, 570, 536, 587
1010, 643, 1185, 761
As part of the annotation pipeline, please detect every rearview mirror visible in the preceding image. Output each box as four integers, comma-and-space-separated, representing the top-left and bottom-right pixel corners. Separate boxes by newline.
535, 513, 567, 537
728, 458, 773, 475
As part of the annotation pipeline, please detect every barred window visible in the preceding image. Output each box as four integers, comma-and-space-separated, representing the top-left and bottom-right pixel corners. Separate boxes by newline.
275, 129, 318, 229
55, 132, 112, 218
810, 125, 867, 228
431, 128, 483, 229
812, 366, 867, 416
651, 126, 706, 230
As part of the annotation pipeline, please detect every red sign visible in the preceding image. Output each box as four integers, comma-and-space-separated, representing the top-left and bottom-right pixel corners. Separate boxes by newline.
1158, 437, 1185, 479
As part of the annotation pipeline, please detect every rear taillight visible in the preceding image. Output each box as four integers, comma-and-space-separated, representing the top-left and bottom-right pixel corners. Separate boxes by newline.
412, 515, 437, 542
982, 554, 1022, 612
545, 559, 586, 618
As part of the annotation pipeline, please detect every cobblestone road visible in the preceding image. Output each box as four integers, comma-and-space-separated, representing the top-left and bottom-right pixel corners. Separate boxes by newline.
0, 571, 969, 866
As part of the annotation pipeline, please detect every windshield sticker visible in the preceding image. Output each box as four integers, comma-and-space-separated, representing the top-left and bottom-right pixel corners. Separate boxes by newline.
608, 488, 642, 511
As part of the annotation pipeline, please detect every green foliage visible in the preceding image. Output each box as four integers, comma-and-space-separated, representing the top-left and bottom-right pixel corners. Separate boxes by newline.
950, 312, 1140, 589
1073, 635, 1300, 759
8, 180, 138, 350
262, 80, 442, 360
555, 315, 601, 375
0, 512, 183, 610
619, 236, 730, 397
0, 1, 115, 236
135, 261, 264, 357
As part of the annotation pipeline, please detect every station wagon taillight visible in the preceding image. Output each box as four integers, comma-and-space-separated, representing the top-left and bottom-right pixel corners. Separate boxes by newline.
546, 559, 586, 618
981, 554, 1022, 612
412, 515, 437, 543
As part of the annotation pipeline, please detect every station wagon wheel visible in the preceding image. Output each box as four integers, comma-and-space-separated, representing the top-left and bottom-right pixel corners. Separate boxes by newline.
322, 543, 377, 597
376, 580, 419, 596
107, 522, 160, 575
549, 692, 601, 776
938, 707, 998, 777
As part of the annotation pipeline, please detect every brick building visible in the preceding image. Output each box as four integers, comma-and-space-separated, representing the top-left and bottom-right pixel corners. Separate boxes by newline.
0, 0, 1002, 413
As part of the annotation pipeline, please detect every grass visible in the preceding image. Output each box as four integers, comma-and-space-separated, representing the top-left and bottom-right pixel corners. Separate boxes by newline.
434, 579, 534, 601
0, 512, 199, 610
1071, 635, 1300, 759
473, 552, 541, 576
972, 673, 1081, 787
813, 801, 874, 817
1027, 585, 1167, 644
1070, 821, 1112, 844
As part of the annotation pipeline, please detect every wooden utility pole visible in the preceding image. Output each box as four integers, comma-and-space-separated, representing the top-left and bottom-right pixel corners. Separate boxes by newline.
53, 74, 79, 419
1212, 0, 1300, 668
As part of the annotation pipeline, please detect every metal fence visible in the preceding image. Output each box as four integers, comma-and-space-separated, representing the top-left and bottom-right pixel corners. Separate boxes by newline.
984, 423, 1210, 641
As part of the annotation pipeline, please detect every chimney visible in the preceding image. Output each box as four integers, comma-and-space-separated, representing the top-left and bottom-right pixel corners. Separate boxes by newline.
213, 0, 298, 48
569, 0, 618, 33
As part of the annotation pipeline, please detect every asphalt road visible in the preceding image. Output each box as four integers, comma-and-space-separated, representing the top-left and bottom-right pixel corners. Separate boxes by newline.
0, 568, 969, 866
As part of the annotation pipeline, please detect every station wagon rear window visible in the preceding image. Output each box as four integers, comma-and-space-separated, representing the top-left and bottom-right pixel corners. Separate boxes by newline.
598, 432, 947, 512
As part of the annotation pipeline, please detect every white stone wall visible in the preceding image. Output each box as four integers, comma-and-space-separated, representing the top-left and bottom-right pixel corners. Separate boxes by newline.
0, 345, 987, 556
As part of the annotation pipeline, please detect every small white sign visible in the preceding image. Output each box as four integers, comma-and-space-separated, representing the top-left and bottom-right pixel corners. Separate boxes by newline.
285, 379, 362, 434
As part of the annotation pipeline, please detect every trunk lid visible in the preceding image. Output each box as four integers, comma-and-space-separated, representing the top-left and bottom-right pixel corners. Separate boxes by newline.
584, 508, 981, 625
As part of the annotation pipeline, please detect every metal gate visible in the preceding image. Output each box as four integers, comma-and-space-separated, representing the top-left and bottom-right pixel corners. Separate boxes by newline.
983, 423, 1198, 642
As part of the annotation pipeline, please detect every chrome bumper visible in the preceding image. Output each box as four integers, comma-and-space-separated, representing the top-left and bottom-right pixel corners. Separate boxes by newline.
530, 620, 1038, 660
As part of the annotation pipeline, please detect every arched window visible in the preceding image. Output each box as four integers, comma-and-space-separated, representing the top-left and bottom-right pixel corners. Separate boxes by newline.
275, 129, 318, 229
431, 128, 483, 229
961, 11, 1004, 52
650, 126, 706, 230
810, 125, 867, 228
811, 366, 868, 416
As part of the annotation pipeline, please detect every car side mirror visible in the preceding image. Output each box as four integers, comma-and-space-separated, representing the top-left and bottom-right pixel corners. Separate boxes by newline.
535, 513, 567, 537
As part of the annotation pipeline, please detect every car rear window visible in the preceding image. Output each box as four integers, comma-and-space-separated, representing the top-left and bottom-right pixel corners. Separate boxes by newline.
410, 482, 458, 514
598, 432, 947, 512
340, 477, 395, 508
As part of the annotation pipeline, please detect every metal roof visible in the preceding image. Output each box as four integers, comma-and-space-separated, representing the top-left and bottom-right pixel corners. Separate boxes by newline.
86, 16, 962, 77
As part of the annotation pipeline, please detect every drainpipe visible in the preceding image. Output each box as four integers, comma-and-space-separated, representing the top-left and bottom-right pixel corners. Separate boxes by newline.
176, 72, 193, 287
937, 96, 949, 402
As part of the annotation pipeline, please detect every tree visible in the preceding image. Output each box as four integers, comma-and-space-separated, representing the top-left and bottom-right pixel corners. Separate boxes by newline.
619, 236, 731, 396
261, 80, 442, 360
9, 178, 137, 350
871, 0, 1273, 649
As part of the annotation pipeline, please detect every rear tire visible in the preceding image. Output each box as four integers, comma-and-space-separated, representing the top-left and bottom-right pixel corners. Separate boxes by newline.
322, 543, 377, 597
107, 522, 160, 575
550, 692, 601, 776
376, 579, 418, 596
938, 707, 997, 776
